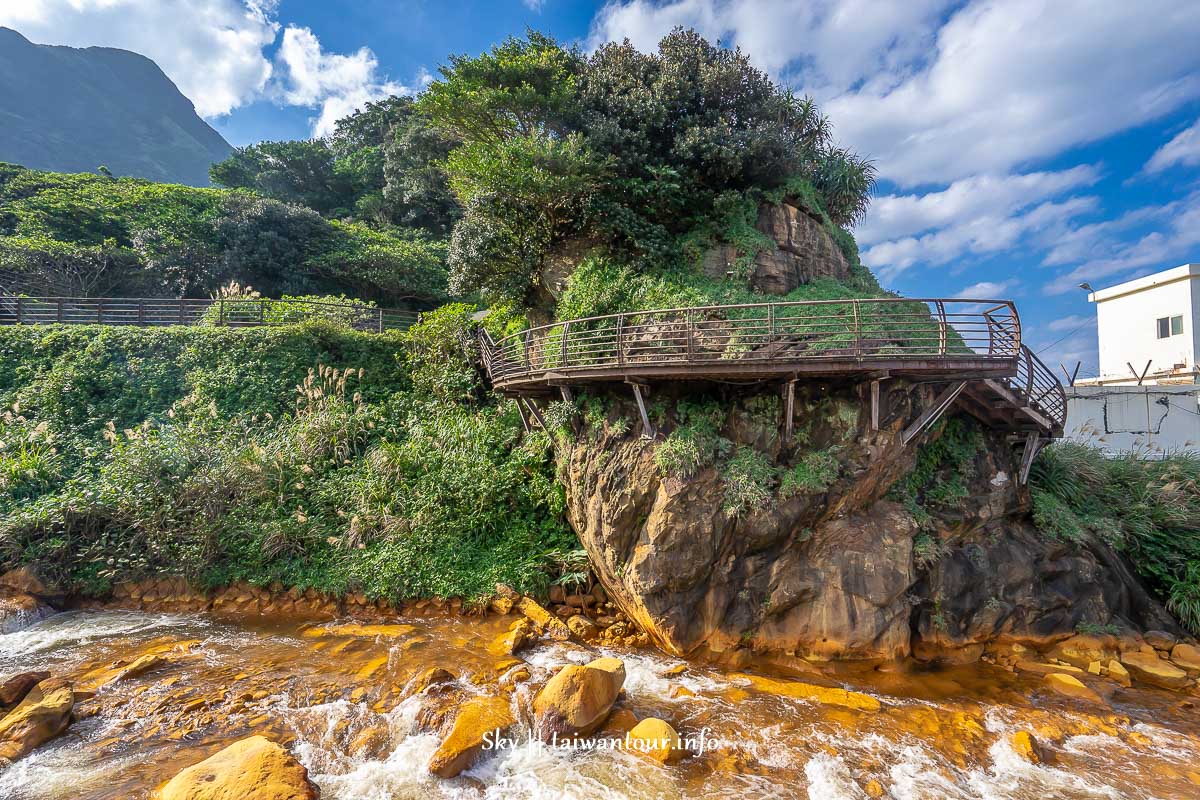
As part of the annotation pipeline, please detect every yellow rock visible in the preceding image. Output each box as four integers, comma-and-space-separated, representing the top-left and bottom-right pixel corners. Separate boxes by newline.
600, 707, 639, 737
732, 674, 882, 712
660, 664, 687, 677
533, 657, 626, 740
1045, 673, 1104, 704
355, 655, 389, 681
864, 779, 885, 798
1087, 661, 1102, 675
488, 618, 535, 656
1010, 730, 1044, 764
1016, 661, 1084, 676
517, 597, 572, 641
1169, 643, 1200, 673
0, 678, 74, 765
427, 695, 515, 778
301, 623, 415, 639
158, 735, 317, 800
1106, 659, 1131, 687
1121, 651, 1191, 691
624, 717, 681, 764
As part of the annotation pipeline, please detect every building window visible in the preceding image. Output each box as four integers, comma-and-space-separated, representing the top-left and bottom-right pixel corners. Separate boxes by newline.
1157, 314, 1184, 338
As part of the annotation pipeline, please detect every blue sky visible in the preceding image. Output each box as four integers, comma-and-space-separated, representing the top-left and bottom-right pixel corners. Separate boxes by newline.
4, 1, 1200, 378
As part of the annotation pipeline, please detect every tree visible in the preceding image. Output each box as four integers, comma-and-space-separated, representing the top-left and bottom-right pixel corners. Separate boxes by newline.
209, 140, 349, 217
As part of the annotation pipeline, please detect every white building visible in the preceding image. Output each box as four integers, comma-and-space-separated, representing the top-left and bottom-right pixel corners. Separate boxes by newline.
1084, 263, 1200, 385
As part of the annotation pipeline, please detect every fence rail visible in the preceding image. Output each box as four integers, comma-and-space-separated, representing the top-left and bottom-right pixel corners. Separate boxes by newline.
0, 296, 419, 332
479, 296, 1066, 433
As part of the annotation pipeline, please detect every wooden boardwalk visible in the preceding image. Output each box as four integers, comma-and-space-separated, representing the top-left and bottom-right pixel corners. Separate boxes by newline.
478, 297, 1066, 453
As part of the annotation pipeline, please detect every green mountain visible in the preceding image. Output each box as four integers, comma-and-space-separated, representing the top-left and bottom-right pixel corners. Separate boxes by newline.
0, 27, 232, 186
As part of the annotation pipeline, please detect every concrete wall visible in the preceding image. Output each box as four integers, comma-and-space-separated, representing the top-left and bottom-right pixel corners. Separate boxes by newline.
1095, 277, 1195, 382
1064, 385, 1200, 457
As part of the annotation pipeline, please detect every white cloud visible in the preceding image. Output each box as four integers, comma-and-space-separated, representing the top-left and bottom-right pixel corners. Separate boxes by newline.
0, 0, 278, 118
590, 1, 1200, 187
1145, 118, 1200, 173
1043, 190, 1200, 294
273, 26, 411, 137
954, 280, 1014, 300
1047, 314, 1090, 333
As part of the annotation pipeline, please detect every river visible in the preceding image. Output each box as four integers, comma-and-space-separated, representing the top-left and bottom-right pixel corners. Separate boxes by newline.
1, 608, 1198, 799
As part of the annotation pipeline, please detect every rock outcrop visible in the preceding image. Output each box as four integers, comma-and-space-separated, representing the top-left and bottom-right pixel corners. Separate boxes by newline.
0, 677, 74, 766
561, 383, 1180, 662
158, 736, 318, 800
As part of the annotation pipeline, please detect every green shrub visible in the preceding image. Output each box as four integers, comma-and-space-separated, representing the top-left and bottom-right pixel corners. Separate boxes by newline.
722, 447, 777, 516
780, 449, 840, 497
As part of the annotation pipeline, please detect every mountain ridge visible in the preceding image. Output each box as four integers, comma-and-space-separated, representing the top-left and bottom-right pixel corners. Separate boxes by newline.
0, 27, 232, 186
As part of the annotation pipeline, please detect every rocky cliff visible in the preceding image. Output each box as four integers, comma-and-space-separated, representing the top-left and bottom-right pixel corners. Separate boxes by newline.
559, 381, 1179, 664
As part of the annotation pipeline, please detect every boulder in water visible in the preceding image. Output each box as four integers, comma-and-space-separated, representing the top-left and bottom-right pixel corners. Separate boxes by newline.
427, 694, 515, 778
0, 677, 74, 766
1120, 651, 1192, 691
0, 670, 49, 711
1044, 672, 1104, 704
533, 657, 625, 740
158, 735, 317, 800
624, 717, 682, 763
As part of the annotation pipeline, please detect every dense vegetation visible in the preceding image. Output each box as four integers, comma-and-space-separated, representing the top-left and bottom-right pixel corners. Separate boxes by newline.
0, 312, 574, 601
0, 163, 447, 303
1031, 444, 1200, 632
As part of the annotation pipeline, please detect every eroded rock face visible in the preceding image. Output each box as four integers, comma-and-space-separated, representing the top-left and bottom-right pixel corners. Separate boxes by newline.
0, 677, 74, 766
561, 384, 1178, 662
750, 203, 852, 293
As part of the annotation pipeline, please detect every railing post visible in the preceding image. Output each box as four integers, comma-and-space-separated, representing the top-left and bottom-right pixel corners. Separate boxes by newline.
97, 300, 103, 324
137, 298, 145, 326
219, 299, 226, 327
524, 330, 533, 372
178, 298, 185, 325
561, 322, 570, 368
617, 315, 625, 366
686, 309, 694, 361
260, 300, 266, 325
852, 300, 861, 357
768, 304, 775, 341
377, 308, 384, 333
935, 301, 947, 356
56, 298, 62, 323
15, 296, 23, 325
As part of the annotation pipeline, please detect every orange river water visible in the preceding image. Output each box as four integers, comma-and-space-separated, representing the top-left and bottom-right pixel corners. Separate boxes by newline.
1, 608, 1198, 799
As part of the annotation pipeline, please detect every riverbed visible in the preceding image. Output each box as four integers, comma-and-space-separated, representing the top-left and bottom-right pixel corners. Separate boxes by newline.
2, 608, 1198, 799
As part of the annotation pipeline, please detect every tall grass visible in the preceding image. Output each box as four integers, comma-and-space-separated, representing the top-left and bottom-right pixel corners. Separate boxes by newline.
1030, 443, 1200, 633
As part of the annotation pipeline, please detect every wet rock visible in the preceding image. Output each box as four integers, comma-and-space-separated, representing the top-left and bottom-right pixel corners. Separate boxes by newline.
1044, 673, 1104, 704
533, 657, 626, 740
1011, 730, 1046, 764
599, 707, 639, 738
566, 615, 599, 642
0, 592, 50, 634
1170, 643, 1200, 673
0, 566, 50, 597
489, 618, 536, 657
517, 597, 572, 641
158, 735, 317, 800
1106, 659, 1131, 687
1015, 660, 1084, 676
0, 678, 74, 766
301, 622, 416, 639
403, 667, 454, 699
624, 717, 681, 764
549, 585, 566, 604
427, 694, 515, 778
415, 684, 469, 734
0, 671, 49, 710
733, 674, 882, 712
1144, 630, 1177, 652
490, 596, 513, 615
1121, 651, 1192, 691
1048, 636, 1115, 670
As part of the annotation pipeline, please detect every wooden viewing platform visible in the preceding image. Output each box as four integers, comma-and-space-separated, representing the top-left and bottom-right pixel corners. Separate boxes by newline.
478, 297, 1066, 479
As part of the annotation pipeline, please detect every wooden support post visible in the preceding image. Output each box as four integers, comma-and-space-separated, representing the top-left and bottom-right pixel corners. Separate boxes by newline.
629, 382, 655, 440
560, 385, 573, 403
523, 398, 548, 432
870, 379, 881, 432
515, 398, 531, 433
901, 381, 967, 446
782, 378, 796, 444
1018, 432, 1042, 485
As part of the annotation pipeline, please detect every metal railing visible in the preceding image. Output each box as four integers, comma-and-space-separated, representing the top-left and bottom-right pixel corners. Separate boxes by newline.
0, 297, 420, 333
478, 297, 1066, 432
482, 298, 1021, 381
1010, 345, 1068, 430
